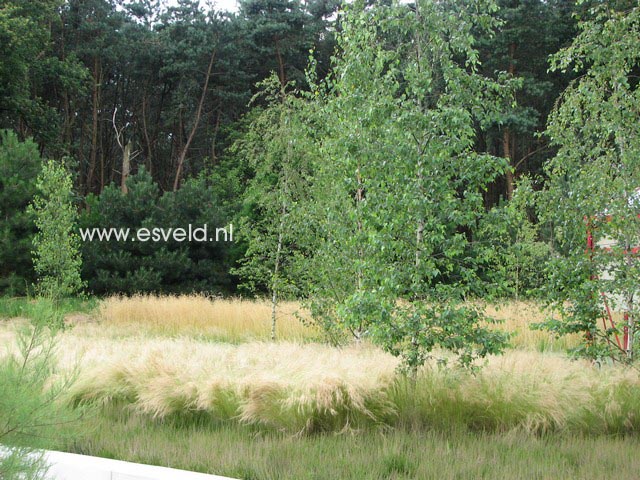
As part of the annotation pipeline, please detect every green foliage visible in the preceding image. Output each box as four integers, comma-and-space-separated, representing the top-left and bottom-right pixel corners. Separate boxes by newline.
80, 168, 237, 295
476, 177, 551, 299
301, 0, 510, 369
232, 75, 316, 337
29, 159, 84, 302
0, 0, 88, 152
0, 296, 97, 321
537, 1, 640, 362
0, 130, 41, 295
238, 0, 337, 87
0, 451, 45, 480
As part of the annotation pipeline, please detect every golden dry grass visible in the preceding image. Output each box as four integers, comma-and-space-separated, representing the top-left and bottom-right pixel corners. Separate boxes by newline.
95, 295, 581, 351
60, 335, 397, 433
485, 301, 582, 351
5, 295, 636, 436
58, 330, 640, 434
97, 294, 317, 342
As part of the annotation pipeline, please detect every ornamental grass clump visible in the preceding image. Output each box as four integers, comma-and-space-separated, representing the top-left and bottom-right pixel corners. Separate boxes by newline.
63, 336, 640, 435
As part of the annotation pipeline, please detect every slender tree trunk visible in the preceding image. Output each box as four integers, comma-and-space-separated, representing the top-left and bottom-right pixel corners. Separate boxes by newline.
141, 90, 153, 174
177, 113, 184, 178
624, 231, 635, 360
88, 57, 102, 192
504, 42, 517, 201
270, 205, 286, 342
409, 2, 426, 380
173, 47, 217, 191
60, 27, 75, 154
626, 296, 634, 360
504, 128, 514, 200
211, 109, 221, 166
121, 141, 131, 194
150, 84, 168, 180
414, 1, 425, 272
354, 162, 365, 342
274, 37, 286, 87
63, 92, 73, 146
99, 123, 105, 191
79, 122, 86, 194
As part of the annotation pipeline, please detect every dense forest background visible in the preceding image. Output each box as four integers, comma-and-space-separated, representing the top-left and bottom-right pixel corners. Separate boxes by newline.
0, 0, 618, 297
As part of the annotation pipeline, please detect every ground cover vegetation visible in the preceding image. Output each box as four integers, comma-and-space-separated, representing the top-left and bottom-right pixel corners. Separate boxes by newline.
0, 297, 638, 479
2, 0, 640, 478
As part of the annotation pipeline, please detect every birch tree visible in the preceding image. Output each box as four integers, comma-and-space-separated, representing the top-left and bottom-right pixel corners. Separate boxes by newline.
29, 159, 84, 304
305, 0, 511, 370
233, 75, 314, 340
538, 1, 640, 362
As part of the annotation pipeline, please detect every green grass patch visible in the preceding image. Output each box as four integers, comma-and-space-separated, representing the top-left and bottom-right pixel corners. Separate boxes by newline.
47, 409, 640, 480
0, 296, 97, 321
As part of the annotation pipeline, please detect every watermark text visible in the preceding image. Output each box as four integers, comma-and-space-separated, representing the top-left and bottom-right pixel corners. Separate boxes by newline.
79, 224, 234, 243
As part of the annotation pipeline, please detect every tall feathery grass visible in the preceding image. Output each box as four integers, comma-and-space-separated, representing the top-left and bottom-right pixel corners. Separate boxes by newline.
3, 295, 631, 437
97, 294, 317, 342
61, 334, 640, 435
63, 339, 397, 434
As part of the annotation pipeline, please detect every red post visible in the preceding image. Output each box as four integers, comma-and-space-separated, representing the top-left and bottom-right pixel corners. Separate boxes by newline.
624, 313, 630, 352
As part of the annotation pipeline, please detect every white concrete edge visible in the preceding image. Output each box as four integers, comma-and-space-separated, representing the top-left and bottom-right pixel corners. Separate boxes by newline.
1, 446, 239, 480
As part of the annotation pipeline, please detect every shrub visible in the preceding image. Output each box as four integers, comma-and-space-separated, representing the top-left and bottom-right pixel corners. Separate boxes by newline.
0, 316, 78, 478
476, 178, 551, 300
80, 168, 237, 295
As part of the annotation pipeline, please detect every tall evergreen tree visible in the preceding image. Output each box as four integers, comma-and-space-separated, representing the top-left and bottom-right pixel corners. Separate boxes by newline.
476, 0, 577, 203
0, 131, 42, 295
